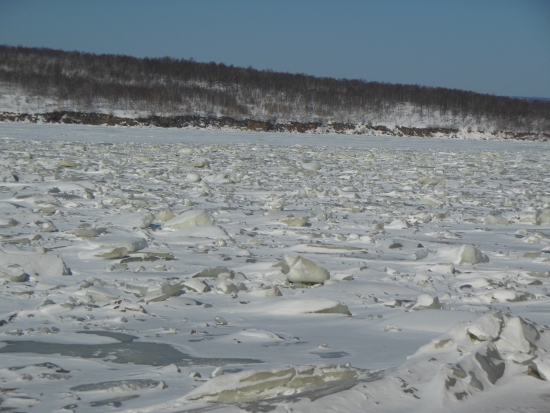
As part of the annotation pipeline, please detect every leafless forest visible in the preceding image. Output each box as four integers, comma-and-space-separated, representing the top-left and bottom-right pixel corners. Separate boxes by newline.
1, 45, 549, 132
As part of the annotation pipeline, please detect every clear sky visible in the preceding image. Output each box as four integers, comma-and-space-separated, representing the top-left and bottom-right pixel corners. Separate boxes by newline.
1, 0, 549, 98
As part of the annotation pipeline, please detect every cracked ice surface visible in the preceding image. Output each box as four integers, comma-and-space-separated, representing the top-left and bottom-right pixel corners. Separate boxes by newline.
0, 123, 550, 412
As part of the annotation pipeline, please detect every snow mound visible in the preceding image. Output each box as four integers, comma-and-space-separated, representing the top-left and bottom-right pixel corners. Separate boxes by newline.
484, 214, 509, 225
281, 216, 309, 227
107, 212, 154, 229
254, 298, 351, 316
88, 235, 148, 253
421, 245, 489, 265
226, 329, 285, 342
164, 209, 214, 230
368, 312, 550, 406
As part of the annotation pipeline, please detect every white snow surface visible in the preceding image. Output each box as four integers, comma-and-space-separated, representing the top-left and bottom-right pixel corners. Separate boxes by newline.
0, 123, 549, 412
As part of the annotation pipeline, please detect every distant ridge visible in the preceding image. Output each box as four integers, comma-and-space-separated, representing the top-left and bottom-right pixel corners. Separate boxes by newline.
1, 45, 549, 137
512, 96, 550, 102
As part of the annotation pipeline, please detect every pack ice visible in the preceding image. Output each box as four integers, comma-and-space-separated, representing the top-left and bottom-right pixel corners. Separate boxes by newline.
0, 123, 549, 412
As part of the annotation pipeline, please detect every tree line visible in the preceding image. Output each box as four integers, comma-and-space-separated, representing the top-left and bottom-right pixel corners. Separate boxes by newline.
0, 45, 548, 132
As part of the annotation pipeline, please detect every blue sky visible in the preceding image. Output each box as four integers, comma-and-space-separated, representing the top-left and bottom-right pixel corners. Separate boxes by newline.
1, 0, 549, 98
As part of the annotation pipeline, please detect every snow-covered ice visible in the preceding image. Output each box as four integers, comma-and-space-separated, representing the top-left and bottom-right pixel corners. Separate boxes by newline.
0, 123, 549, 412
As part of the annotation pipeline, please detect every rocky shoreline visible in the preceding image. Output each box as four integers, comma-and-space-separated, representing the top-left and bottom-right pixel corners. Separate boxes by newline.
1, 111, 548, 141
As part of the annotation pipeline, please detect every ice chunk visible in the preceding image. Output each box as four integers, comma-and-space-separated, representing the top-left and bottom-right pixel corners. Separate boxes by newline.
421, 245, 489, 265
164, 210, 214, 230
418, 177, 440, 186
31, 194, 60, 206
75, 286, 120, 302
184, 364, 362, 403
386, 219, 409, 229
337, 188, 360, 199
185, 158, 210, 168
193, 266, 233, 278
260, 298, 351, 316
540, 209, 550, 224
135, 156, 151, 162
484, 214, 509, 225
217, 272, 233, 280
0, 218, 19, 228
530, 356, 550, 380
90, 236, 148, 252
0, 264, 27, 282
302, 161, 321, 171
125, 283, 149, 296
265, 197, 285, 211
473, 343, 505, 385
491, 289, 534, 303
0, 251, 70, 276
186, 173, 201, 183
525, 235, 540, 244
96, 247, 129, 260
495, 317, 539, 353
427, 263, 455, 274
70, 379, 161, 392
58, 160, 79, 168
214, 238, 226, 247
71, 228, 100, 238
90, 395, 140, 408
459, 245, 489, 264
211, 366, 223, 378
528, 271, 550, 278
146, 283, 183, 298
281, 255, 330, 284
519, 210, 541, 225
216, 280, 238, 294
214, 316, 228, 325
204, 173, 231, 184
411, 294, 441, 310
265, 285, 281, 296
421, 196, 444, 207
247, 237, 264, 246
413, 212, 432, 223
109, 212, 154, 229
466, 312, 503, 342
238, 329, 284, 341
39, 222, 57, 232
281, 216, 308, 227
431, 342, 505, 396
182, 279, 211, 293
154, 209, 176, 222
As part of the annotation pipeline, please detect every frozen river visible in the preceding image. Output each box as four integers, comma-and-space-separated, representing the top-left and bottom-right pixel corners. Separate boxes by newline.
3, 122, 549, 152
0, 123, 549, 412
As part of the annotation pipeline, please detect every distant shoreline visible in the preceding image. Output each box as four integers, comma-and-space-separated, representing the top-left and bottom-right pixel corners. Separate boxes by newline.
2, 111, 548, 142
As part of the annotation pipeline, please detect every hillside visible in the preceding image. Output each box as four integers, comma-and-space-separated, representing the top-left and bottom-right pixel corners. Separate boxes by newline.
1, 45, 549, 139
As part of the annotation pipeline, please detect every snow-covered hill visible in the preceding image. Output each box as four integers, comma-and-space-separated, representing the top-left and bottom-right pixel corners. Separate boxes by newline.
1, 45, 549, 139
